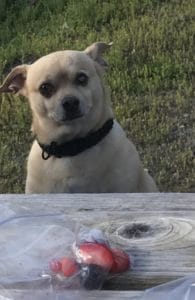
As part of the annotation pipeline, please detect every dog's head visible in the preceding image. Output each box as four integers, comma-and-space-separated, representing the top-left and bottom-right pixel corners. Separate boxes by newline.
0, 42, 113, 142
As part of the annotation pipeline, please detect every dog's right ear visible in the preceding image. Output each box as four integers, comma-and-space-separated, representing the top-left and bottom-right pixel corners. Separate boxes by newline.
0, 65, 28, 96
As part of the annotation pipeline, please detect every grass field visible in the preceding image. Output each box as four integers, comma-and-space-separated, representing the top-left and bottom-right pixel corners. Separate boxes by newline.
0, 0, 194, 193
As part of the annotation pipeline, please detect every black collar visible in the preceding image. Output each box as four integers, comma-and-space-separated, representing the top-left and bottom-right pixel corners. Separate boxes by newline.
38, 119, 114, 160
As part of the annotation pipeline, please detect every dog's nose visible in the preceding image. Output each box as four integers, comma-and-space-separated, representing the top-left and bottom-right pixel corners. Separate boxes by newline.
62, 96, 79, 112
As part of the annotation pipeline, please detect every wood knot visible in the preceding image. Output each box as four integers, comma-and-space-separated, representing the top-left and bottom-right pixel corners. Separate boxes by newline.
118, 223, 151, 239
105, 217, 195, 249
105, 218, 175, 247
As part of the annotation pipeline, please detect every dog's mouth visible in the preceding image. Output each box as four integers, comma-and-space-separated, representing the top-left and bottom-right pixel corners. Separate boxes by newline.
63, 112, 84, 122
53, 111, 84, 125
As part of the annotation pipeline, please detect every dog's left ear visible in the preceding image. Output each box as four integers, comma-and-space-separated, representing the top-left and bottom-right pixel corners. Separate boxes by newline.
84, 42, 112, 69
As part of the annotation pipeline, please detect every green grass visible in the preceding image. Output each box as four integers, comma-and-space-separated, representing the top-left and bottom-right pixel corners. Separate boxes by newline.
0, 0, 194, 193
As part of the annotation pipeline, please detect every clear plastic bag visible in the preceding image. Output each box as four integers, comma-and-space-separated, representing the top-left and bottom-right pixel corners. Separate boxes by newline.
0, 288, 99, 300
0, 213, 131, 299
139, 276, 195, 300
0, 214, 77, 289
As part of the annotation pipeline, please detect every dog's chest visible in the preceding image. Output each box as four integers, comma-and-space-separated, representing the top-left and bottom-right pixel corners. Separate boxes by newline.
38, 153, 105, 193
48, 159, 89, 192
26, 123, 136, 193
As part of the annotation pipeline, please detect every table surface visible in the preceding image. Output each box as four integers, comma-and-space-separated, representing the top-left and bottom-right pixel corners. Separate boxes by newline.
0, 193, 195, 299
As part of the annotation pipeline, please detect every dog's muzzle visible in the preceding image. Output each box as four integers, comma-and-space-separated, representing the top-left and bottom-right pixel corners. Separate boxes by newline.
62, 96, 82, 121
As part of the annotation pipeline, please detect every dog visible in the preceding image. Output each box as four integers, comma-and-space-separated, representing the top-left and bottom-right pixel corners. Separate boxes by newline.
0, 42, 158, 193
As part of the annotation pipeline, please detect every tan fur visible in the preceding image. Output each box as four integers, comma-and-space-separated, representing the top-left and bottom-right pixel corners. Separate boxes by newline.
0, 42, 158, 193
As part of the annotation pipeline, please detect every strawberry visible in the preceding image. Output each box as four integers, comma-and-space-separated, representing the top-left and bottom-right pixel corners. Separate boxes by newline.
110, 248, 130, 273
49, 259, 62, 273
60, 257, 79, 277
77, 243, 115, 271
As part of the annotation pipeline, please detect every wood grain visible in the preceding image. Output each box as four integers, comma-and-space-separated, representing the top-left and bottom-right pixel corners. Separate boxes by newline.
0, 193, 195, 292
0, 289, 143, 300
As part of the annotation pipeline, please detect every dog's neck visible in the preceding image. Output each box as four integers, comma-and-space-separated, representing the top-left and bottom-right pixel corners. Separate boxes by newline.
37, 118, 114, 160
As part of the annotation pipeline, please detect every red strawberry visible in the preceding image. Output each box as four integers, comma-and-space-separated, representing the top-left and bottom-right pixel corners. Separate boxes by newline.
49, 259, 62, 273
110, 248, 130, 273
77, 243, 115, 271
61, 257, 79, 277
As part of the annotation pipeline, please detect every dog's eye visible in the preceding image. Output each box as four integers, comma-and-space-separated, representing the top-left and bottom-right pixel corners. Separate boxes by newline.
75, 73, 88, 86
39, 82, 54, 98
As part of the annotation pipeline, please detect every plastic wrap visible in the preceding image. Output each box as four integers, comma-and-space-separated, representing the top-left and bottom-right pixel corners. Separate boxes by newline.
140, 276, 195, 300
3, 213, 194, 299
0, 214, 76, 288
0, 213, 131, 299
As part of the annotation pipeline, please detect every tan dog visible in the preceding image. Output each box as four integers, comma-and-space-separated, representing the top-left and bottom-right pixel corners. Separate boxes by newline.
0, 42, 158, 193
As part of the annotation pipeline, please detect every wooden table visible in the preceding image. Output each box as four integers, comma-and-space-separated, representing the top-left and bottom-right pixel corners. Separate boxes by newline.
0, 193, 195, 299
